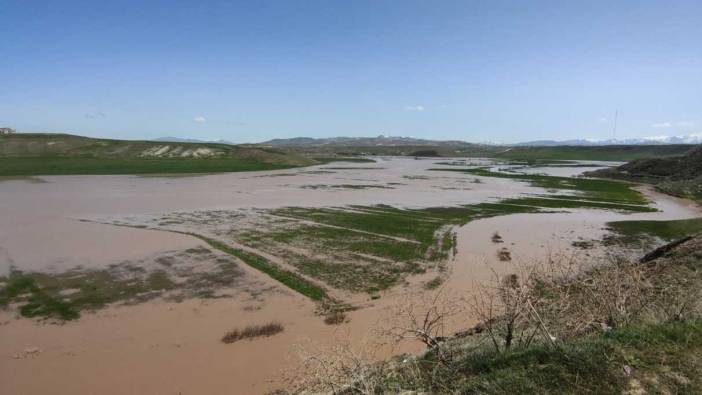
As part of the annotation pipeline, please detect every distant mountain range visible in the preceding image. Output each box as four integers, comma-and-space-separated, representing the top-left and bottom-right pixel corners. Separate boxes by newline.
514, 134, 702, 146
155, 136, 236, 145
157, 134, 702, 147
260, 134, 702, 147
261, 135, 477, 147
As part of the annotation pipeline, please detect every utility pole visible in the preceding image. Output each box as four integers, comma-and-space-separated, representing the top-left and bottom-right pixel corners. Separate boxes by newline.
612, 109, 618, 140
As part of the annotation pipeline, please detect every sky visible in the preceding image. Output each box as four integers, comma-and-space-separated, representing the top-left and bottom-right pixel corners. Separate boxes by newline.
1, 0, 700, 143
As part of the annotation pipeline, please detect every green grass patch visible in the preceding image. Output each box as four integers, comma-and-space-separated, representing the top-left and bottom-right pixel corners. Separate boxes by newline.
433, 167, 649, 206
0, 156, 299, 176
607, 217, 702, 244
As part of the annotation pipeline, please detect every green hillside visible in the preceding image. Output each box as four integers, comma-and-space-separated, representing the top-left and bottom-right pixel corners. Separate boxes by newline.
0, 133, 316, 175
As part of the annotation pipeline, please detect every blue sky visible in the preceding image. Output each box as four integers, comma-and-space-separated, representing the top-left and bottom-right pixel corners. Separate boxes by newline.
1, 0, 700, 143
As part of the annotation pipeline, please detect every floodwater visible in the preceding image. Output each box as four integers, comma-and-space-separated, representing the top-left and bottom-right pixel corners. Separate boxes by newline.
1, 157, 700, 394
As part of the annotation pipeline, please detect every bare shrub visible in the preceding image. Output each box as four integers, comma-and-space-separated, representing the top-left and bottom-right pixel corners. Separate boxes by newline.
471, 244, 702, 351
221, 322, 284, 344
379, 287, 463, 364
470, 251, 602, 352
287, 332, 381, 394
568, 253, 652, 329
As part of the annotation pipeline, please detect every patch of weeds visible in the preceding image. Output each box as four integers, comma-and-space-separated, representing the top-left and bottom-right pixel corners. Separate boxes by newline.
221, 322, 284, 343
497, 248, 512, 261
402, 175, 430, 180
301, 184, 394, 190
424, 276, 444, 290
572, 240, 595, 249
312, 157, 376, 164
491, 232, 504, 243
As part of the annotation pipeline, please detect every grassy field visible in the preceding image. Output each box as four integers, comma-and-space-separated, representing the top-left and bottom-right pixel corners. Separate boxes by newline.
0, 157, 300, 176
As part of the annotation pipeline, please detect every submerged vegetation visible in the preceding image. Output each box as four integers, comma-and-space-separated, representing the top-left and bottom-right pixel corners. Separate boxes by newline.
433, 167, 649, 205
189, 234, 329, 301
221, 322, 284, 344
0, 247, 247, 320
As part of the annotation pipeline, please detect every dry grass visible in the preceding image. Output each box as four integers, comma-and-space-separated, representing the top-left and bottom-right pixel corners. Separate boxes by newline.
221, 322, 284, 344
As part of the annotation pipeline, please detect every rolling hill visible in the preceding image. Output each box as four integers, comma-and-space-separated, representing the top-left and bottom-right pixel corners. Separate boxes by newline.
588, 145, 702, 202
0, 133, 315, 176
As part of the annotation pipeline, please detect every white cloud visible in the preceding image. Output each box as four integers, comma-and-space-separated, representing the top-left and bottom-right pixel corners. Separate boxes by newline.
598, 117, 608, 123
404, 105, 425, 112
85, 111, 106, 119
651, 120, 695, 129
193, 115, 207, 124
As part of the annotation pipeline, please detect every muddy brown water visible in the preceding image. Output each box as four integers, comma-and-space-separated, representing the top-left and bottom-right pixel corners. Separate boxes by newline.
1, 157, 700, 394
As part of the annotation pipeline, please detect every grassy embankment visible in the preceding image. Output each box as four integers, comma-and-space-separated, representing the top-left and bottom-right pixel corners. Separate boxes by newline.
343, 321, 702, 394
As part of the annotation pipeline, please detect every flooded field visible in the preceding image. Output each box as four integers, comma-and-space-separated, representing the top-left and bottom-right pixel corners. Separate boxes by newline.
1, 157, 700, 394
